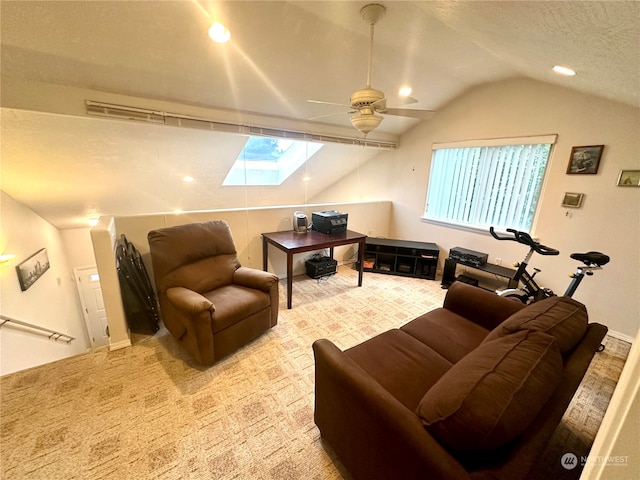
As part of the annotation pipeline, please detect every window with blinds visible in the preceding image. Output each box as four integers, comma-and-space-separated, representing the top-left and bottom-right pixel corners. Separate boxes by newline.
423, 135, 556, 232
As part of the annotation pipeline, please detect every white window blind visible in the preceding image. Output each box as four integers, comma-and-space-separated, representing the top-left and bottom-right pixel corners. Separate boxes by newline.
424, 135, 556, 232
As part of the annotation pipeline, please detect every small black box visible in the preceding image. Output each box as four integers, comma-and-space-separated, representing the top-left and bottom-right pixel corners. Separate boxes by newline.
305, 256, 337, 279
449, 246, 488, 267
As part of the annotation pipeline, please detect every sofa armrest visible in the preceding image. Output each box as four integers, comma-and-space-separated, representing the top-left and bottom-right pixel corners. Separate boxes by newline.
466, 323, 608, 479
313, 339, 470, 480
444, 282, 525, 330
233, 266, 278, 292
166, 287, 215, 314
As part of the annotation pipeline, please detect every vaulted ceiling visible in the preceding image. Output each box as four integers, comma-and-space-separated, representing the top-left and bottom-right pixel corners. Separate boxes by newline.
2, 1, 639, 228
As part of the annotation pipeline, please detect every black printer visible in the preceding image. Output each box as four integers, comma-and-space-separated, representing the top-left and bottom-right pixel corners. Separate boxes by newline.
311, 210, 348, 234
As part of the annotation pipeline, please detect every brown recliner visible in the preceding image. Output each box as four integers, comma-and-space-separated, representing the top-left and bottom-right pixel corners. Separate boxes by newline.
147, 220, 279, 365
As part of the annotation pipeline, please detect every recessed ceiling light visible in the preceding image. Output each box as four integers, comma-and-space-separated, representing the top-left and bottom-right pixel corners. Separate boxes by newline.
399, 86, 412, 96
182, 176, 194, 182
302, 175, 311, 182
553, 65, 576, 76
208, 22, 231, 43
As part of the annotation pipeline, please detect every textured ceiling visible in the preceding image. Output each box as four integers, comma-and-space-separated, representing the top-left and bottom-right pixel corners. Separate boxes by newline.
1, 1, 639, 228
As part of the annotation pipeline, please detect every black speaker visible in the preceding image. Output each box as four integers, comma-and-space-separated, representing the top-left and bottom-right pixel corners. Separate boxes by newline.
441, 258, 457, 288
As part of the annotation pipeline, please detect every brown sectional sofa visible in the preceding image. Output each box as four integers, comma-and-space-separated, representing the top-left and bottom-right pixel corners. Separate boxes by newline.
313, 281, 607, 480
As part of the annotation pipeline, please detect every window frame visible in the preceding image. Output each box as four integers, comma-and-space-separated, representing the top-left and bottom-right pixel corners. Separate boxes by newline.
421, 134, 557, 234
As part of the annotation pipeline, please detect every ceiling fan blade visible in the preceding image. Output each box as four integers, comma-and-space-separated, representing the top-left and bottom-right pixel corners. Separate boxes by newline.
308, 110, 355, 121
308, 99, 353, 108
388, 95, 418, 106
370, 94, 418, 110
384, 108, 436, 120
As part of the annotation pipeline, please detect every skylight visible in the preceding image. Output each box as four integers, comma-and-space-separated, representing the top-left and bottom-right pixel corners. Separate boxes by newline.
223, 136, 323, 186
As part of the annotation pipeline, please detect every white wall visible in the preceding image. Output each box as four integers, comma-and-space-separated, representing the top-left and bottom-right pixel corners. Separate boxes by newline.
313, 78, 640, 340
60, 228, 98, 267
0, 192, 90, 375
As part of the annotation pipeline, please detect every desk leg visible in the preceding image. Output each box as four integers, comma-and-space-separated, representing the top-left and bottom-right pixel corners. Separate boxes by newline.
357, 239, 364, 286
262, 237, 268, 271
286, 253, 293, 309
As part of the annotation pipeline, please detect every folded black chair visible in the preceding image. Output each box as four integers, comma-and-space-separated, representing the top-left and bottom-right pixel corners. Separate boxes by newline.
116, 234, 160, 334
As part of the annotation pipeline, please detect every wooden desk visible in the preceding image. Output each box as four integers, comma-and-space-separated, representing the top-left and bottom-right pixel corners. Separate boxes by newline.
262, 229, 367, 309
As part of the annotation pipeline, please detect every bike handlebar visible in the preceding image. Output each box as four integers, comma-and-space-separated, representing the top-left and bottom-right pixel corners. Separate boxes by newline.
489, 227, 560, 256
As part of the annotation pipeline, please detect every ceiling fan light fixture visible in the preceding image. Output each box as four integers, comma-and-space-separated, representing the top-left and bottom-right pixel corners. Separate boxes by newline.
350, 113, 383, 135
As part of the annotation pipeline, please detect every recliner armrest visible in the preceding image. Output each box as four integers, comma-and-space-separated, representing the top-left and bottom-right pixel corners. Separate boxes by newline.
444, 282, 525, 331
233, 266, 278, 292
166, 287, 215, 314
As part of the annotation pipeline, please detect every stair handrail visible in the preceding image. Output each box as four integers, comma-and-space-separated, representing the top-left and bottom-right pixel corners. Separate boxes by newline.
0, 314, 75, 343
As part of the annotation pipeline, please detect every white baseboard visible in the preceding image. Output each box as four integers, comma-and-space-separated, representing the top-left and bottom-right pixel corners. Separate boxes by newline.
109, 338, 132, 351
607, 329, 636, 344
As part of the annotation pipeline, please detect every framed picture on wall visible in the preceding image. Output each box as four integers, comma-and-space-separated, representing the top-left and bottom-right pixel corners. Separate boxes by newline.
16, 248, 50, 291
566, 145, 604, 174
562, 192, 584, 208
616, 169, 640, 187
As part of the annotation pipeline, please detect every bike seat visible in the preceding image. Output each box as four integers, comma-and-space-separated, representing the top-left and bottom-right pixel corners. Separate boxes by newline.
570, 251, 610, 267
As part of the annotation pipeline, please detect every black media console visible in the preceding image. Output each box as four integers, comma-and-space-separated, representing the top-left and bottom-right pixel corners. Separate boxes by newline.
363, 238, 439, 280
442, 257, 518, 291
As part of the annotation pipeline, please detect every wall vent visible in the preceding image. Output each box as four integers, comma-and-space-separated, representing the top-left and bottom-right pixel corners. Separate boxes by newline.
85, 100, 397, 149
85, 102, 165, 124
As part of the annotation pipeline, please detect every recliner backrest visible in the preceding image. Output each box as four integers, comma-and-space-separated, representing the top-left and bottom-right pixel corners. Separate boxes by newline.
148, 221, 241, 294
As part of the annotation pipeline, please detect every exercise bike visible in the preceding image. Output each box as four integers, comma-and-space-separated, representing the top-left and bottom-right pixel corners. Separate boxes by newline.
489, 227, 610, 304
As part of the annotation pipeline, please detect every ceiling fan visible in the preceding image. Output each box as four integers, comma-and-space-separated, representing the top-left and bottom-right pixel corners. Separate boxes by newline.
308, 3, 435, 135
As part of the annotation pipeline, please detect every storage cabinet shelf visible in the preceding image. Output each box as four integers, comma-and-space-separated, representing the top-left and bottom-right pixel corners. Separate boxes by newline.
442, 258, 518, 291
363, 238, 439, 280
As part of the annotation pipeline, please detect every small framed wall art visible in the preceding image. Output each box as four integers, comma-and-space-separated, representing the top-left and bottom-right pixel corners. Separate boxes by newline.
616, 169, 640, 187
16, 248, 50, 291
562, 192, 584, 208
566, 145, 604, 174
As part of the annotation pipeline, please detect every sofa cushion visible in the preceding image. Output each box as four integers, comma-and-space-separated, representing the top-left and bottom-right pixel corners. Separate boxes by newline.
345, 329, 453, 411
401, 310, 490, 363
416, 329, 562, 452
482, 296, 588, 354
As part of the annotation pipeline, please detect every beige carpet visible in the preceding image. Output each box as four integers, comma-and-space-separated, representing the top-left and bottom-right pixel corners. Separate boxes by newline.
0, 266, 630, 479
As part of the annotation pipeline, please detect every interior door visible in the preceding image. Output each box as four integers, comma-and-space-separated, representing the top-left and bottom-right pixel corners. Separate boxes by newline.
74, 266, 109, 348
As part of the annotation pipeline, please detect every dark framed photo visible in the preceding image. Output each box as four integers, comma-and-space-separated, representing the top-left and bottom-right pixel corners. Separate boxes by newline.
561, 192, 584, 208
16, 248, 50, 291
616, 169, 640, 187
566, 145, 604, 174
